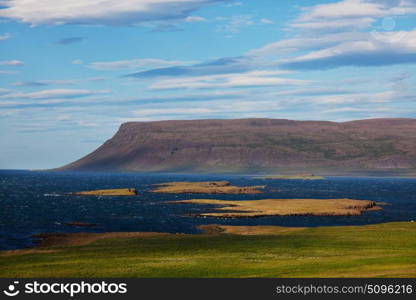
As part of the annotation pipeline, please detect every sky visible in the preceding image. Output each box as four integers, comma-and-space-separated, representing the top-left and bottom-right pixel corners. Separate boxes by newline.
0, 0, 416, 169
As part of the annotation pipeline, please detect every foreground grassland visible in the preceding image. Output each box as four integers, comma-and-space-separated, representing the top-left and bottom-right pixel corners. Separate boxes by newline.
150, 181, 264, 194
171, 198, 381, 217
1, 222, 415, 278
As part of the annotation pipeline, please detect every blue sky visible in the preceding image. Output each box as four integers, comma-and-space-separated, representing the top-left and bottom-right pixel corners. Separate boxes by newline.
0, 0, 416, 169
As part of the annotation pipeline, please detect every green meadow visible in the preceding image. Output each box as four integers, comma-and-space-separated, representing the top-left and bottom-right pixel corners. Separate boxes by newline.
1, 222, 415, 278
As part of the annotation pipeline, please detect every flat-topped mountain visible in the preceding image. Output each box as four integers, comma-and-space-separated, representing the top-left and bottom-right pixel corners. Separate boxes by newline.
58, 118, 416, 174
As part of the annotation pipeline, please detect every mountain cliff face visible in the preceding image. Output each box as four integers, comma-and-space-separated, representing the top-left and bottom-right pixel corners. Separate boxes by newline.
58, 118, 416, 173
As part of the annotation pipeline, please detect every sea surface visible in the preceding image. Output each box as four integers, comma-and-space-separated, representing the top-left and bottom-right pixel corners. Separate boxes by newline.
1, 170, 416, 250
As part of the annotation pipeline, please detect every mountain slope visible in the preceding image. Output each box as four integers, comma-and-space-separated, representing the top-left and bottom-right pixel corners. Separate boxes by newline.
58, 118, 416, 173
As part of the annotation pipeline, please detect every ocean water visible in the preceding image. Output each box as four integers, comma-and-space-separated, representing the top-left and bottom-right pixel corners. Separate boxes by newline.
1, 170, 416, 250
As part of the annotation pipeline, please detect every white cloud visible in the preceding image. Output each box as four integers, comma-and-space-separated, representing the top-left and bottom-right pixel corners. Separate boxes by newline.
290, 17, 375, 31
298, 0, 386, 21
72, 59, 83, 65
0, 60, 23, 66
291, 0, 416, 31
0, 0, 222, 26
126, 56, 275, 78
0, 33, 11, 40
0, 70, 19, 75
88, 58, 194, 71
132, 107, 213, 116
306, 91, 396, 104
279, 30, 416, 70
260, 18, 274, 24
126, 98, 286, 121
13, 77, 107, 87
250, 0, 416, 59
223, 1, 242, 8
0, 88, 11, 94
249, 32, 366, 56
324, 106, 391, 113
250, 25, 416, 70
149, 70, 308, 90
121, 89, 398, 121
0, 89, 111, 100
78, 120, 98, 127
219, 15, 254, 33
185, 16, 206, 22
56, 114, 72, 121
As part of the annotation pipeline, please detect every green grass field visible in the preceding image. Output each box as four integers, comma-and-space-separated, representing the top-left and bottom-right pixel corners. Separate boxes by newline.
1, 222, 415, 278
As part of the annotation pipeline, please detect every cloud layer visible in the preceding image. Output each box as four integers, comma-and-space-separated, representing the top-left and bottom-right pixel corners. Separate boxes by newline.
149, 71, 307, 90
88, 58, 194, 71
291, 0, 416, 31
0, 60, 23, 66
279, 30, 416, 70
127, 56, 273, 78
0, 89, 111, 100
2, 0, 416, 170
0, 0, 223, 26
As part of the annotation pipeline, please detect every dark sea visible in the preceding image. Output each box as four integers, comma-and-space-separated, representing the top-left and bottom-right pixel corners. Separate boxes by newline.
1, 170, 416, 250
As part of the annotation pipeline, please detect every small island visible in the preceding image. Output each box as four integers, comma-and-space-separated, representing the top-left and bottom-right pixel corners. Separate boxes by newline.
70, 188, 138, 196
170, 198, 381, 218
150, 181, 264, 194
254, 174, 325, 180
